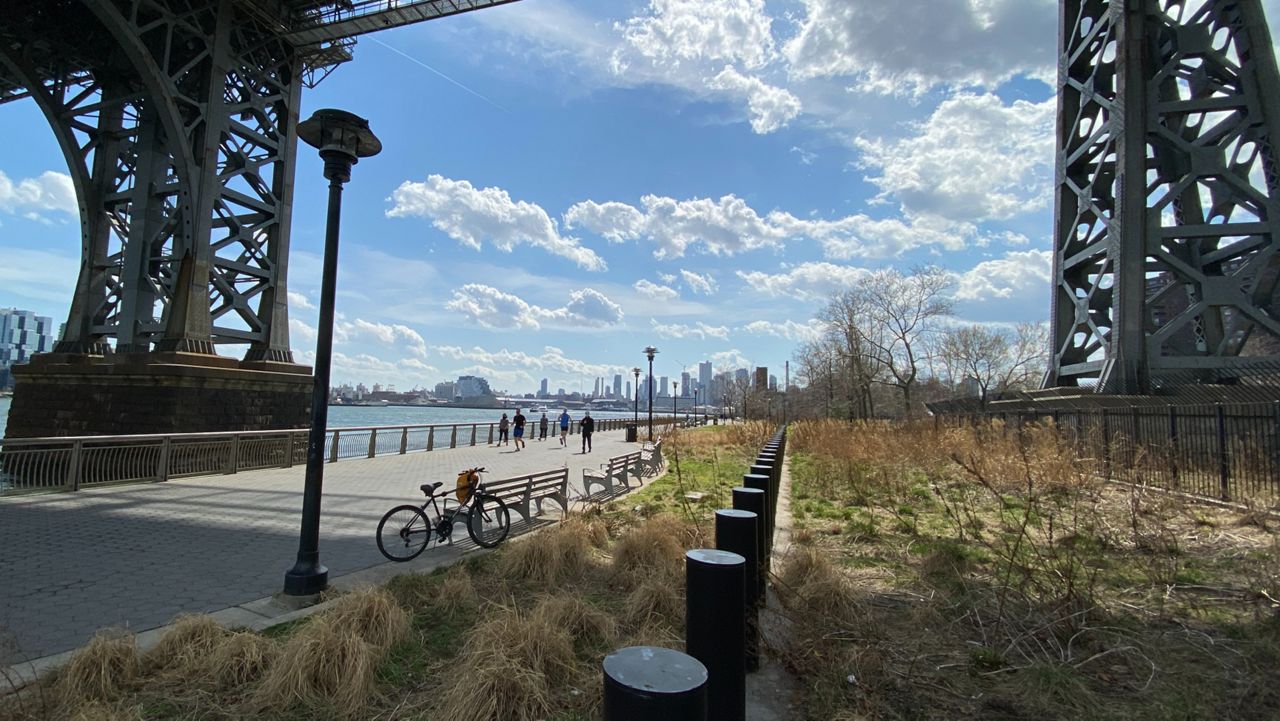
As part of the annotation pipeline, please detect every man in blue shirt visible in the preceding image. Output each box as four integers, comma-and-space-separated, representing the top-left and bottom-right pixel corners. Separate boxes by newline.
558, 409, 571, 447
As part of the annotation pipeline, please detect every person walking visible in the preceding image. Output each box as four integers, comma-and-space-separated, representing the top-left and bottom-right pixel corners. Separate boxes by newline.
498, 412, 510, 446
558, 409, 571, 446
512, 408, 526, 451
539, 412, 549, 441
579, 410, 595, 453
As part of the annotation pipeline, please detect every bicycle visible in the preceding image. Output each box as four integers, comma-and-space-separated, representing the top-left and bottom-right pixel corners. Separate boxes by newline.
376, 466, 511, 562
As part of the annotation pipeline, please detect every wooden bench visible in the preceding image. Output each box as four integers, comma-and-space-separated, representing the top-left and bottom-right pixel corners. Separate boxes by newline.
482, 467, 570, 525
639, 437, 665, 477
582, 451, 642, 500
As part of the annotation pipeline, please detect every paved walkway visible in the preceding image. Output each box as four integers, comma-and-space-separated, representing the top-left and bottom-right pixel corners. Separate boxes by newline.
0, 429, 642, 663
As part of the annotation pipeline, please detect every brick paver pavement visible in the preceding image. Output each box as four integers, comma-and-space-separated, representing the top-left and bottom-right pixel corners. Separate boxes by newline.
0, 429, 645, 662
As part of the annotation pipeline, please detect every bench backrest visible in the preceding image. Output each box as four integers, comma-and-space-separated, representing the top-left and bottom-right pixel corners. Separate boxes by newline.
486, 467, 568, 499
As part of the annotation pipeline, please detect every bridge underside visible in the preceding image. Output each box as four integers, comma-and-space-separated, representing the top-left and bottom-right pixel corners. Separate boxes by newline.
0, 0, 518, 436
1046, 0, 1280, 394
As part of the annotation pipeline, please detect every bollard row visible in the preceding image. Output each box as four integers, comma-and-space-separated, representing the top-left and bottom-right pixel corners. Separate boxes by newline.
603, 425, 787, 721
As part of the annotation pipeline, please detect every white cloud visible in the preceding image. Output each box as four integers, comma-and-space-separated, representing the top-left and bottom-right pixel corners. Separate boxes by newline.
0, 247, 78, 308
445, 284, 624, 329
289, 318, 318, 344
710, 348, 752, 370
679, 270, 717, 295
650, 318, 730, 341
634, 279, 679, 300
436, 343, 626, 378
855, 93, 1055, 222
740, 319, 826, 342
387, 174, 606, 271
0, 170, 77, 219
613, 0, 777, 71
784, 0, 1056, 94
790, 146, 817, 165
735, 262, 871, 300
287, 291, 315, 310
954, 249, 1053, 302
350, 319, 428, 358
705, 65, 801, 134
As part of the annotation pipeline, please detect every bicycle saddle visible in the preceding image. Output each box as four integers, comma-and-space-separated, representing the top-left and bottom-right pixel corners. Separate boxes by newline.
420, 481, 443, 495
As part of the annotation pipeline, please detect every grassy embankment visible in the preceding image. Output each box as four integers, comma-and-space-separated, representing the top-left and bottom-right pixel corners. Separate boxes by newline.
0, 422, 772, 721
778, 418, 1280, 721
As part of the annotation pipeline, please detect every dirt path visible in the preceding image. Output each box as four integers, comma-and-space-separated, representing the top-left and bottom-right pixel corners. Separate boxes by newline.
746, 450, 801, 720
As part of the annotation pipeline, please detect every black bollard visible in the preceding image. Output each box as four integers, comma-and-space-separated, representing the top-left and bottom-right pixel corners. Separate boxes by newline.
603, 646, 708, 721
749, 463, 776, 544
742, 473, 771, 572
686, 549, 746, 721
732, 486, 768, 605
715, 509, 761, 673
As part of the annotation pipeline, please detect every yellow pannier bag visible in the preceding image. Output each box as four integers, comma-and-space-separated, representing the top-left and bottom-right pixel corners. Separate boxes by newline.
455, 470, 476, 503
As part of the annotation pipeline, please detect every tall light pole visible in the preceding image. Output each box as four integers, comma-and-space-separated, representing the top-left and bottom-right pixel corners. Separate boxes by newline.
672, 380, 678, 420
693, 388, 699, 423
631, 366, 641, 439
284, 109, 381, 598
644, 346, 658, 441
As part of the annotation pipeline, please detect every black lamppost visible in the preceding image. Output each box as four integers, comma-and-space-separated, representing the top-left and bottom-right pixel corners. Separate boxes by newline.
631, 366, 641, 435
672, 380, 678, 421
284, 109, 381, 598
693, 388, 699, 422
644, 346, 658, 441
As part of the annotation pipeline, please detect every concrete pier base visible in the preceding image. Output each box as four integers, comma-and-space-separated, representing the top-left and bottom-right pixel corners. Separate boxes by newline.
5, 353, 313, 438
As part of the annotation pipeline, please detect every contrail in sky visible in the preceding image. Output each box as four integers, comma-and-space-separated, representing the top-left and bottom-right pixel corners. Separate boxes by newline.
369, 37, 509, 113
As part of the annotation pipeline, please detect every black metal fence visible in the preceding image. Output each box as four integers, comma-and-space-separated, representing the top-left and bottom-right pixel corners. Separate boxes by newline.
942, 402, 1280, 503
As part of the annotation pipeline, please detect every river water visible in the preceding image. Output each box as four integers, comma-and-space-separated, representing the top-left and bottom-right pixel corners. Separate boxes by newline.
0, 397, 643, 438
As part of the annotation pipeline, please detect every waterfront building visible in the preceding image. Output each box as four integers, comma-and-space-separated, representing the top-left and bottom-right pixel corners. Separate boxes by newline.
698, 361, 712, 396
658, 376, 669, 397
625, 380, 632, 400
0, 308, 53, 389
539, 378, 549, 397
455, 375, 492, 399
754, 367, 768, 390
681, 372, 692, 397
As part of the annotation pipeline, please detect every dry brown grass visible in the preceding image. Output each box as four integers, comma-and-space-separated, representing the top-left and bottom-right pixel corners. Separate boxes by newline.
561, 512, 610, 549
499, 519, 594, 586
54, 631, 141, 708
532, 594, 617, 651
611, 514, 691, 584
435, 604, 577, 721
196, 630, 278, 691
323, 587, 411, 653
65, 700, 141, 721
777, 546, 862, 626
433, 567, 479, 615
143, 615, 226, 677
623, 577, 684, 629
253, 616, 381, 717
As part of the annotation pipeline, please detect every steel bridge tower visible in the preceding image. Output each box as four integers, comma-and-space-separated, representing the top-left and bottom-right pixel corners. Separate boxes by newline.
1047, 0, 1280, 393
0, 0, 518, 437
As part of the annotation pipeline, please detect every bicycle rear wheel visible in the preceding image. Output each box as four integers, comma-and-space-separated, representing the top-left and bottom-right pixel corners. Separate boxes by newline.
377, 505, 432, 562
467, 493, 511, 548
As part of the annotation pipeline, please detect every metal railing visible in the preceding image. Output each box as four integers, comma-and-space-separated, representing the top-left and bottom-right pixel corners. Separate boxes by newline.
941, 401, 1280, 502
0, 416, 688, 496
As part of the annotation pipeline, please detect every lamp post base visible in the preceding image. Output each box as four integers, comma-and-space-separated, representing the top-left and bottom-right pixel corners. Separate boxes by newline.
283, 560, 329, 596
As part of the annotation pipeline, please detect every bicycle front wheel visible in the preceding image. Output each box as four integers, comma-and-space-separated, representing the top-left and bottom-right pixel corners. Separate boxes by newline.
467, 493, 511, 548
377, 505, 432, 562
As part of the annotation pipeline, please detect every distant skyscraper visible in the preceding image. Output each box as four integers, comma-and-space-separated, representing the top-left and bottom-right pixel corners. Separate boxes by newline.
0, 308, 54, 389
769, 374, 778, 391
681, 371, 692, 397
754, 367, 768, 390
659, 375, 670, 397
698, 361, 712, 395
539, 378, 548, 397
625, 380, 632, 400
613, 374, 622, 398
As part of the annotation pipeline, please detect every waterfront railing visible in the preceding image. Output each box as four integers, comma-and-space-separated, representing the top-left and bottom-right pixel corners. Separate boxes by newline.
0, 416, 697, 495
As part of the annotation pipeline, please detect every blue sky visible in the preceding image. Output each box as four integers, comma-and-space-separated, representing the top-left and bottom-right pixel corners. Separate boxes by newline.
3, 0, 1279, 395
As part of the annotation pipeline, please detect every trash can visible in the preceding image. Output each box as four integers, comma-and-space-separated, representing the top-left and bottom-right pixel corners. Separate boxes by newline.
625, 423, 638, 442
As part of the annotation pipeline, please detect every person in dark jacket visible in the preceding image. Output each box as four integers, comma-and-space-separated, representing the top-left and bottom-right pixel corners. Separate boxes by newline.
579, 411, 594, 453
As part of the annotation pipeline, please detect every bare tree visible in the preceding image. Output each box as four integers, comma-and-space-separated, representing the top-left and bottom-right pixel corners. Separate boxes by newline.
937, 322, 1049, 405
817, 290, 884, 419
860, 266, 954, 418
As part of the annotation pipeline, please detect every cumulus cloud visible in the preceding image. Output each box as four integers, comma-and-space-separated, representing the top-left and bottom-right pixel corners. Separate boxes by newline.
607, 0, 799, 134
568, 192, 978, 259
634, 279, 679, 300
0, 170, 77, 219
350, 319, 428, 358
855, 93, 1055, 222
710, 348, 752, 370
705, 65, 801, 134
679, 270, 717, 295
287, 291, 315, 310
953, 249, 1053, 302
436, 343, 625, 378
740, 319, 825, 342
446, 284, 624, 330
784, 0, 1056, 93
650, 318, 730, 341
735, 262, 871, 300
387, 174, 606, 270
